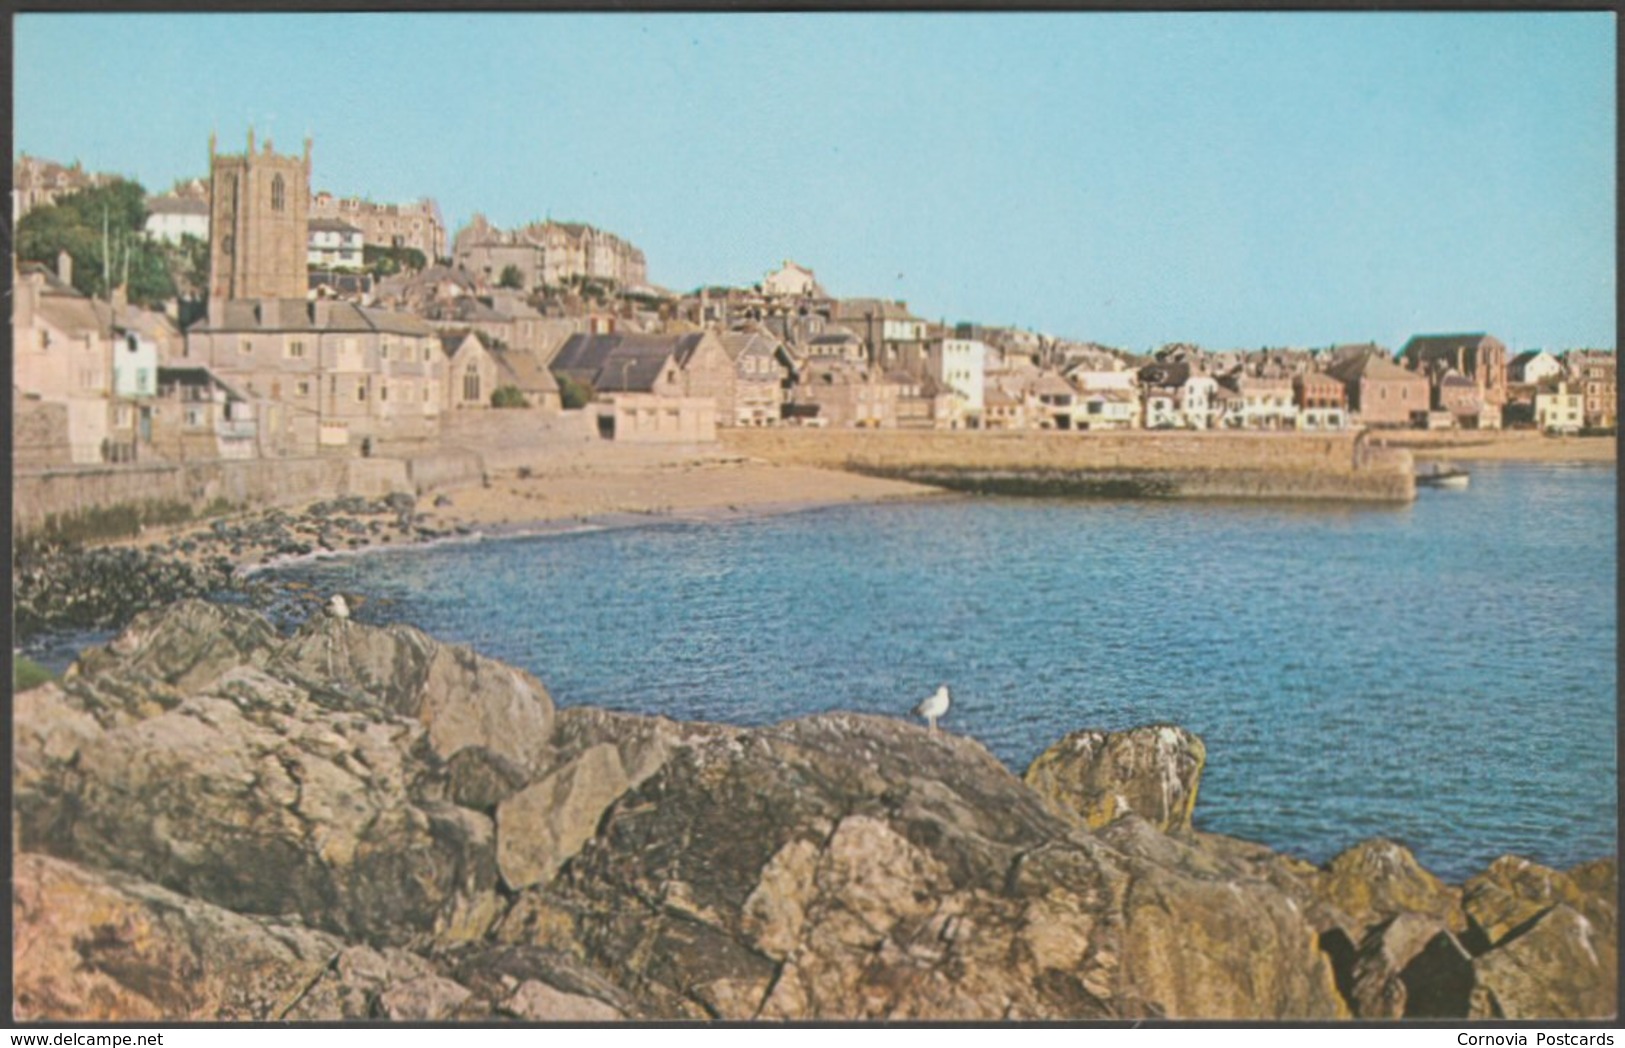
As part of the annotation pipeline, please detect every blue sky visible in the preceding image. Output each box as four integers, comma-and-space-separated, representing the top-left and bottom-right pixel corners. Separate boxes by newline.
14, 12, 1616, 351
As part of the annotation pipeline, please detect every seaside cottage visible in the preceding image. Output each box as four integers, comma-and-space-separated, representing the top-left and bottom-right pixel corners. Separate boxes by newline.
150, 366, 259, 461
550, 330, 737, 423
1292, 371, 1348, 431
1533, 383, 1584, 435
185, 298, 444, 453
487, 345, 562, 412
1325, 346, 1429, 429
1563, 350, 1616, 429
721, 326, 789, 427
12, 259, 122, 464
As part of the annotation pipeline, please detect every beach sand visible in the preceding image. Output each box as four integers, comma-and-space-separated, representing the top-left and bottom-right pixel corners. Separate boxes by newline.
1374, 430, 1616, 464
417, 447, 943, 531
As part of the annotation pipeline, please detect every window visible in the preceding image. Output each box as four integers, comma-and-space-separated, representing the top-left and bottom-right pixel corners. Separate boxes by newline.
271, 175, 286, 211
380, 341, 390, 360
423, 346, 432, 362
222, 234, 233, 256
380, 385, 389, 402
463, 363, 481, 403
186, 408, 204, 427
241, 339, 253, 355
357, 382, 368, 402
297, 381, 311, 397
288, 340, 306, 359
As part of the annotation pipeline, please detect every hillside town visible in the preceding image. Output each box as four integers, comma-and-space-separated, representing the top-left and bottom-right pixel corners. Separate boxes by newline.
12, 136, 1617, 467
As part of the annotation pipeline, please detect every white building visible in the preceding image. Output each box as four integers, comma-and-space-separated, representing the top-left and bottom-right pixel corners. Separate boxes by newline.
308, 217, 366, 269
144, 196, 210, 244
1179, 375, 1220, 429
111, 328, 159, 400
931, 338, 987, 426
763, 260, 824, 299
1534, 383, 1583, 434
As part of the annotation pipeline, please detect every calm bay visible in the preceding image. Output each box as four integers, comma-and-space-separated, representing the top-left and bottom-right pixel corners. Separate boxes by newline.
265, 460, 1616, 881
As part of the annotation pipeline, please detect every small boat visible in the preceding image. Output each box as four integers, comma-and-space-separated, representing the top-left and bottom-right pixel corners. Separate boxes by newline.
1415, 463, 1471, 490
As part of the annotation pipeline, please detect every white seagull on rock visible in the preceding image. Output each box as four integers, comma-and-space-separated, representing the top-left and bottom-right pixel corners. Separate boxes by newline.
914, 684, 951, 733
326, 593, 351, 620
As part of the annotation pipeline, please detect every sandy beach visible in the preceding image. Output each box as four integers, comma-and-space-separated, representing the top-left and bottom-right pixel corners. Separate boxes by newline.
415, 445, 943, 533
1373, 430, 1616, 464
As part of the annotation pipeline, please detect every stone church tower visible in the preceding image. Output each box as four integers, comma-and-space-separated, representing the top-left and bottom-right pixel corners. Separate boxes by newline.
208, 129, 310, 303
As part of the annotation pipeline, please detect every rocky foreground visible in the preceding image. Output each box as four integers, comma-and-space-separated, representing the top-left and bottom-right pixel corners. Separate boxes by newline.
12, 601, 1616, 1021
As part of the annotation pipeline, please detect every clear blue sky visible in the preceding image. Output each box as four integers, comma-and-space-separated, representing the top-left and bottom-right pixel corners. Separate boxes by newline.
14, 12, 1616, 351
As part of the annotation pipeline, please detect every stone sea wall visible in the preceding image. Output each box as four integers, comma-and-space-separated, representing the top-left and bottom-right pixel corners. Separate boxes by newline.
12, 601, 1613, 1022
723, 429, 1416, 502
12, 457, 411, 536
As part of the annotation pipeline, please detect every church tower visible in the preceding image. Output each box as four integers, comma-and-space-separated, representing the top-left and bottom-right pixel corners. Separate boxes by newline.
208, 129, 311, 302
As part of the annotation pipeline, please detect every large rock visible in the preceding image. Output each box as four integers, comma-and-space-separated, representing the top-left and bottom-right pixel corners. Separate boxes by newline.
1462, 855, 1613, 953
1345, 913, 1473, 1018
273, 615, 555, 774
1468, 905, 1617, 1019
1316, 839, 1462, 933
67, 600, 281, 694
510, 713, 1343, 1020
496, 743, 631, 891
14, 606, 503, 947
13, 852, 339, 1021
1023, 724, 1205, 833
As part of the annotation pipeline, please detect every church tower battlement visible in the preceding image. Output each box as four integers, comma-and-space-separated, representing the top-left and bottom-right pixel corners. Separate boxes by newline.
208, 129, 311, 304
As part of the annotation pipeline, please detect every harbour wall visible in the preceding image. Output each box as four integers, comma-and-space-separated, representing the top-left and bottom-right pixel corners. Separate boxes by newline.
721, 429, 1416, 503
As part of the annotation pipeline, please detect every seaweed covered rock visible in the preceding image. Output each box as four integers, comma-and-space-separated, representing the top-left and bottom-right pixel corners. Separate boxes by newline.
1023, 724, 1206, 833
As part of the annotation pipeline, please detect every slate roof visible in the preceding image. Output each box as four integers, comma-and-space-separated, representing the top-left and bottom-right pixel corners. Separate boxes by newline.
309, 217, 364, 235
551, 333, 707, 393
490, 347, 560, 395
191, 298, 431, 336
146, 196, 210, 216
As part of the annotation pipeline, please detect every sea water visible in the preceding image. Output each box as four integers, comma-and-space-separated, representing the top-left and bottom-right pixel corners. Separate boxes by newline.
261, 462, 1615, 879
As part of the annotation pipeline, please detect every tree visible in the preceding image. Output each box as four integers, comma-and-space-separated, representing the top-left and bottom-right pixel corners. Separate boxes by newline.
16, 180, 176, 307
363, 245, 427, 278
162, 233, 211, 301
498, 264, 525, 290
490, 385, 528, 408
557, 375, 594, 410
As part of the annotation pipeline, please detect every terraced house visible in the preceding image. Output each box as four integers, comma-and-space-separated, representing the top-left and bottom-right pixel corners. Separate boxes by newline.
184, 298, 443, 452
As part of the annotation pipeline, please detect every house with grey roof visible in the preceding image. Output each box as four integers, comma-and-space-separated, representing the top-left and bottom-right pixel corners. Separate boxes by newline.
183, 297, 444, 451
721, 325, 789, 426
550, 330, 736, 421
308, 217, 366, 270
145, 195, 211, 245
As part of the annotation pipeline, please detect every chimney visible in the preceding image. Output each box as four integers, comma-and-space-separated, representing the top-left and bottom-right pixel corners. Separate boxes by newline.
56, 250, 72, 287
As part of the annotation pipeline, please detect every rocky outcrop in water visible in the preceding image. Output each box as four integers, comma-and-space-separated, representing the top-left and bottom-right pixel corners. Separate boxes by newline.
11, 602, 1616, 1021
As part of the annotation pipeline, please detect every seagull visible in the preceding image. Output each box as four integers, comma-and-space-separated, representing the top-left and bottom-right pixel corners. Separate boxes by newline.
914, 684, 951, 733
326, 593, 350, 620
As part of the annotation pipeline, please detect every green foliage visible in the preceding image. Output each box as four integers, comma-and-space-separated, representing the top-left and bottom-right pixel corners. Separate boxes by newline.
490, 385, 528, 408
13, 656, 54, 692
558, 374, 595, 410
15, 179, 177, 307
164, 233, 212, 301
498, 264, 525, 290
364, 245, 427, 278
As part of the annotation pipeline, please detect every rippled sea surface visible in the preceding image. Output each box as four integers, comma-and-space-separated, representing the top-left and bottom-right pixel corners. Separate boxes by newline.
269, 461, 1616, 880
